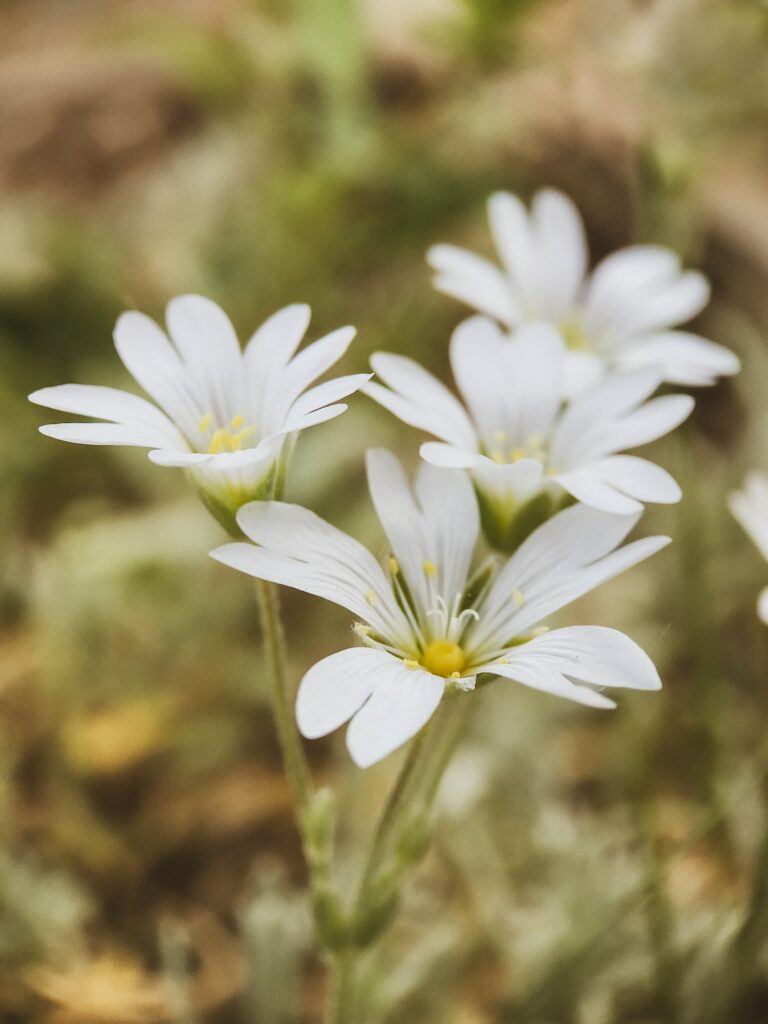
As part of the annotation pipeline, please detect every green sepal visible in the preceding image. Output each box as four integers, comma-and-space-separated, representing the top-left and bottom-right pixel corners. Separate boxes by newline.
189, 462, 277, 538
476, 485, 575, 555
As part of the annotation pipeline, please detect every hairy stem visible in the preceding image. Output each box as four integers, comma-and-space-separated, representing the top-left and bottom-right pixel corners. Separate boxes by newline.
255, 578, 312, 814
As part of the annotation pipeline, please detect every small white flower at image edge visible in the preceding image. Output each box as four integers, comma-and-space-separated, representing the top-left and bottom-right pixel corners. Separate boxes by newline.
728, 470, 768, 624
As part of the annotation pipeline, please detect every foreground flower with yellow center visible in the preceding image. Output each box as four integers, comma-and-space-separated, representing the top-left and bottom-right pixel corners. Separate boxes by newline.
212, 448, 666, 767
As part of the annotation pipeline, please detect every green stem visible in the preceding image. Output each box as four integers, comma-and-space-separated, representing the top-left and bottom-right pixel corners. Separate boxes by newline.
329, 698, 470, 1024
255, 578, 312, 814
355, 724, 431, 903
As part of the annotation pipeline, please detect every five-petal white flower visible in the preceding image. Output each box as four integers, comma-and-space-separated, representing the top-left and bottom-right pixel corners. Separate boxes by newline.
729, 471, 768, 624
428, 188, 740, 392
211, 449, 666, 767
364, 317, 692, 550
29, 295, 369, 528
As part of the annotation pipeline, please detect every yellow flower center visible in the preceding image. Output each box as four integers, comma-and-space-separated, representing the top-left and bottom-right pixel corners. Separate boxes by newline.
198, 412, 256, 453
422, 640, 466, 678
485, 432, 548, 467
559, 320, 592, 352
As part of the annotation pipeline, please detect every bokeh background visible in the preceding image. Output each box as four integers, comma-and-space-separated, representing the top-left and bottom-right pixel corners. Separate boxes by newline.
4, 0, 768, 1021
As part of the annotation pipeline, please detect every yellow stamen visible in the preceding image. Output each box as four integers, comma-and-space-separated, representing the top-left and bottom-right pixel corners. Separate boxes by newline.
198, 412, 213, 433
404, 659, 420, 670
209, 428, 229, 454
422, 560, 437, 578
388, 556, 400, 575
490, 449, 505, 465
513, 589, 524, 606
422, 640, 466, 678
450, 671, 461, 679
497, 657, 509, 665
354, 623, 372, 636
532, 626, 549, 637
510, 447, 526, 462
230, 414, 245, 430
366, 589, 378, 606
527, 433, 542, 447
493, 430, 508, 443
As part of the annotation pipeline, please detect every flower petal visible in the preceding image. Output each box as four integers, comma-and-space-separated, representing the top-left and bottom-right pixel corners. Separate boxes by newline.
530, 189, 588, 317
364, 352, 475, 448
489, 661, 617, 709
114, 310, 202, 438
616, 330, 740, 386
365, 448, 479, 617
420, 442, 480, 468
296, 648, 380, 739
166, 294, 244, 422
212, 501, 411, 644
261, 326, 356, 433
472, 504, 669, 649
554, 467, 643, 514
504, 625, 661, 690
427, 243, 518, 325
29, 383, 184, 447
288, 373, 372, 419
39, 422, 168, 448
345, 658, 445, 768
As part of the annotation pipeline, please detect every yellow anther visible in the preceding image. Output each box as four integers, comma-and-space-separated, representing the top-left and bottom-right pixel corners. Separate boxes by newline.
209, 428, 229, 454
513, 589, 524, 606
532, 450, 547, 462
198, 412, 213, 433
527, 433, 542, 447
490, 449, 505, 465
404, 659, 420, 670
450, 671, 461, 679
388, 556, 400, 575
510, 447, 526, 462
496, 657, 509, 665
230, 414, 245, 430
422, 640, 466, 678
493, 430, 508, 443
354, 623, 372, 635
532, 626, 549, 637
366, 589, 378, 606
422, 560, 437, 578
548, 466, 560, 477
229, 433, 244, 452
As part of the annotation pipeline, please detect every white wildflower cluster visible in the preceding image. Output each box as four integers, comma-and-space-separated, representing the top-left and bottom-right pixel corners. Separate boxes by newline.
31, 188, 741, 767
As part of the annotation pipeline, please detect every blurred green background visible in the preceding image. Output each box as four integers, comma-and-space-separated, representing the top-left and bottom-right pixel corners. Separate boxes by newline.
4, 0, 768, 1020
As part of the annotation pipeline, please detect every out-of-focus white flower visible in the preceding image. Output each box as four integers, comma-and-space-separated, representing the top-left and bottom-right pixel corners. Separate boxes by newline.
728, 472, 768, 623
30, 296, 369, 530
212, 449, 666, 767
428, 188, 740, 392
364, 317, 692, 551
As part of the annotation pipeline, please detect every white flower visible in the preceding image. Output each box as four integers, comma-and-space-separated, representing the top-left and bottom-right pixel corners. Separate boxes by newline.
728, 472, 768, 624
428, 188, 740, 392
211, 449, 666, 767
29, 295, 369, 529
364, 317, 692, 551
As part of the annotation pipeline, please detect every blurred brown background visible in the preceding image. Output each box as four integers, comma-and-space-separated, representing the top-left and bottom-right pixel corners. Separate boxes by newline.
3, 0, 768, 1021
